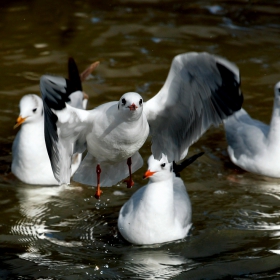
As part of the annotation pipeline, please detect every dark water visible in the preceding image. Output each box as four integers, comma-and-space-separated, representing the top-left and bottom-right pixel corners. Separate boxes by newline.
1, 0, 280, 279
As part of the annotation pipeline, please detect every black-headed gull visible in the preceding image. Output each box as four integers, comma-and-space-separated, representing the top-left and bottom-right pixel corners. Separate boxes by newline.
224, 81, 280, 178
40, 52, 243, 198
118, 152, 203, 245
11, 58, 99, 185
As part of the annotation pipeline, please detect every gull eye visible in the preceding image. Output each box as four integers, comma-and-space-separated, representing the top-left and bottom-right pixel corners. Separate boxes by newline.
32, 108, 37, 113
161, 163, 166, 168
122, 98, 126, 105
139, 99, 143, 106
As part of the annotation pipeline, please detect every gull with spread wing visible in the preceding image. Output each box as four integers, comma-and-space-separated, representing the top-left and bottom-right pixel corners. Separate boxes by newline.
12, 58, 99, 185
40, 52, 243, 198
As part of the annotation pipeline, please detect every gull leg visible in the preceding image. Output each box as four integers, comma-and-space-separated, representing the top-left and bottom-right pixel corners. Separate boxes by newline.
123, 157, 134, 188
94, 164, 103, 199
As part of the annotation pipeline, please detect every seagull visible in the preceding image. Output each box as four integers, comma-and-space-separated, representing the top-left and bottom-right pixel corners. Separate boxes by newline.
118, 152, 203, 245
11, 58, 99, 185
40, 52, 243, 198
224, 81, 280, 178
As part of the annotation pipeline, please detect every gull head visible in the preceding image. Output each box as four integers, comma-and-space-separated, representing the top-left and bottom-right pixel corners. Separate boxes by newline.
143, 154, 173, 182
118, 92, 144, 119
14, 94, 43, 128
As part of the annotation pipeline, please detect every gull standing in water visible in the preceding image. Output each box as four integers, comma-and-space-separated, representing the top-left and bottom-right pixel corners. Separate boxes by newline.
12, 58, 99, 185
118, 152, 203, 245
40, 52, 243, 198
224, 81, 280, 178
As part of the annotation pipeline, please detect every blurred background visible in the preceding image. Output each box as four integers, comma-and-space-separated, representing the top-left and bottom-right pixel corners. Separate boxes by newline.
0, 1, 280, 279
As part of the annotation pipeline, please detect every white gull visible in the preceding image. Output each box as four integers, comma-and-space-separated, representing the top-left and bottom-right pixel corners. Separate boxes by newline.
40, 52, 243, 197
117, 152, 203, 245
224, 81, 280, 178
11, 58, 98, 185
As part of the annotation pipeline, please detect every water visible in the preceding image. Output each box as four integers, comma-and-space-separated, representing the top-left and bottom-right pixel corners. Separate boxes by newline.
1, 0, 280, 279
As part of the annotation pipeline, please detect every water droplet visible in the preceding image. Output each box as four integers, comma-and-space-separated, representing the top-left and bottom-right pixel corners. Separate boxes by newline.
34, 43, 48, 48
91, 17, 101, 23
151, 37, 161, 43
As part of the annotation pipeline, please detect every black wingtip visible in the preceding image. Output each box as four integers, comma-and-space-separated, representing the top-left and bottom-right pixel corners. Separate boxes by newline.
173, 152, 204, 177
43, 101, 60, 181
68, 57, 82, 92
213, 62, 243, 117
40, 75, 70, 111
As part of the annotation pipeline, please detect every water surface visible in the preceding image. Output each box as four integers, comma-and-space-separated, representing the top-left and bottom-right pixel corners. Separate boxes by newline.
1, 1, 280, 279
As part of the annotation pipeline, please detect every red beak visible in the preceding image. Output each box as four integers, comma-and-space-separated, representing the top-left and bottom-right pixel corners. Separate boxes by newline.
143, 170, 156, 179
128, 103, 138, 111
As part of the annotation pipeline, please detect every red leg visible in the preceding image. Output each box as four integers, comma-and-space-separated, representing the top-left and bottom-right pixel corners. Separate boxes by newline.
123, 157, 134, 188
94, 164, 103, 199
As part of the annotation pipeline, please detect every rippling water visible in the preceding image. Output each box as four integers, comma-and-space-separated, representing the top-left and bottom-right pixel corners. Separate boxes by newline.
1, 0, 280, 279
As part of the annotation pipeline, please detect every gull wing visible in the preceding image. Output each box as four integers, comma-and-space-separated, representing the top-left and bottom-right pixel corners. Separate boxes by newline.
40, 75, 93, 184
144, 52, 243, 162
224, 108, 269, 160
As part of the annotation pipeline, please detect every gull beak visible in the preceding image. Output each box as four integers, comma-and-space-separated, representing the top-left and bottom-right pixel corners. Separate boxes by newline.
128, 103, 138, 111
143, 170, 156, 179
14, 116, 27, 129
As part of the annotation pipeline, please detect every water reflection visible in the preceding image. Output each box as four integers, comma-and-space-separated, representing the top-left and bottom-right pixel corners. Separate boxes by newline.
225, 176, 280, 232
123, 249, 190, 279
1, 0, 280, 278
11, 185, 84, 263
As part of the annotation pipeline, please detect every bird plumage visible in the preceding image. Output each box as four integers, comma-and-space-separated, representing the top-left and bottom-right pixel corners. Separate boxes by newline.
224, 81, 280, 178
40, 52, 243, 195
118, 153, 200, 245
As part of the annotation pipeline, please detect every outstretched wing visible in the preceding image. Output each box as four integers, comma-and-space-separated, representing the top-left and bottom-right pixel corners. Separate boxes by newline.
144, 52, 243, 162
40, 75, 93, 184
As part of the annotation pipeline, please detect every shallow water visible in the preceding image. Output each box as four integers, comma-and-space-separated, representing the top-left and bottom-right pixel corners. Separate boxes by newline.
1, 0, 280, 279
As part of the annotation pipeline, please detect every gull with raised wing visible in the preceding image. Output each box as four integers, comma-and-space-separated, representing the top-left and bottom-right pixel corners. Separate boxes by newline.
11, 58, 99, 185
40, 52, 243, 198
118, 152, 203, 245
224, 81, 280, 178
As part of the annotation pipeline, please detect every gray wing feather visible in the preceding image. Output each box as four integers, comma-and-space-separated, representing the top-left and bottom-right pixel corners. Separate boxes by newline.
224, 108, 269, 159
68, 91, 84, 109
40, 75, 90, 184
144, 52, 243, 162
